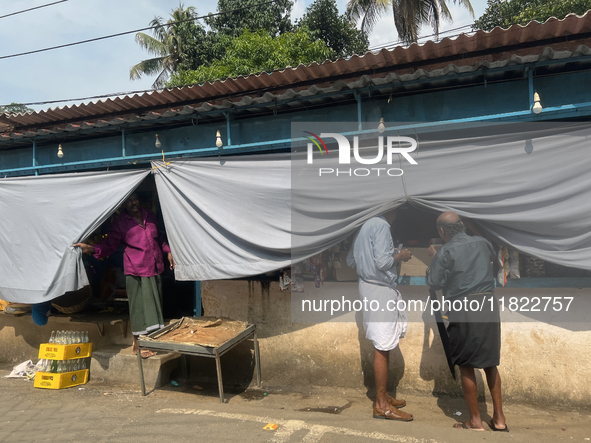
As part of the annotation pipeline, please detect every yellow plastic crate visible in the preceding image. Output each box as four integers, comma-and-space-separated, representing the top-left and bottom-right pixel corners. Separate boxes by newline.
38, 343, 92, 360
34, 369, 89, 390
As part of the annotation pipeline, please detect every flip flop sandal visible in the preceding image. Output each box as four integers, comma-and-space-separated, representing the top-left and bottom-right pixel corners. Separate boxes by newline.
489, 420, 509, 432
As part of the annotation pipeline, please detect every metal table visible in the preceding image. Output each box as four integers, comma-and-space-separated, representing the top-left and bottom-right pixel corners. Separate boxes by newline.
136, 319, 261, 403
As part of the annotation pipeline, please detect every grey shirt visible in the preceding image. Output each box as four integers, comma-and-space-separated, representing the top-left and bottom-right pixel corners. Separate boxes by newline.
427, 232, 496, 300
347, 216, 398, 287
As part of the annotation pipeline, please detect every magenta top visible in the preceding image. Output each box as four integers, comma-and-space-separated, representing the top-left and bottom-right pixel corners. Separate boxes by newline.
93, 208, 171, 277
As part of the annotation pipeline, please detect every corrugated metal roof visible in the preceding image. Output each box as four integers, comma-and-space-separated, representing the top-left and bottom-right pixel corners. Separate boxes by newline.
2, 11, 591, 137
2, 44, 590, 143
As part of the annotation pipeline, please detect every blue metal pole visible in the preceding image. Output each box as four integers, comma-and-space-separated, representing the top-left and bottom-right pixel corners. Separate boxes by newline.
528, 67, 535, 111
32, 140, 38, 176
194, 281, 202, 317
355, 91, 362, 131
121, 129, 126, 158
225, 112, 231, 147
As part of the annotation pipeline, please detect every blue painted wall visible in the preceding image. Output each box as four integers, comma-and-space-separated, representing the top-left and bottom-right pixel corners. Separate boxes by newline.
2, 69, 591, 176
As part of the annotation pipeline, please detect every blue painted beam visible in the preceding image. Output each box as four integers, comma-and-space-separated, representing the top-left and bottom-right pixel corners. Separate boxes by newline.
503, 277, 591, 289
396, 276, 591, 288
397, 276, 428, 285
3, 99, 591, 177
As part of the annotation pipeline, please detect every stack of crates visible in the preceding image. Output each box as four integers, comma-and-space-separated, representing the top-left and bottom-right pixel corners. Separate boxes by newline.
34, 340, 92, 390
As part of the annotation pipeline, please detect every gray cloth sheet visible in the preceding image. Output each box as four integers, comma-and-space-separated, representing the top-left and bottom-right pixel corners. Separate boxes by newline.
153, 122, 591, 281
2, 122, 591, 303
0, 169, 149, 303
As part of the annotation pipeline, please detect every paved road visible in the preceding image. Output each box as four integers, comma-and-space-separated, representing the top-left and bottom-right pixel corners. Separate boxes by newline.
1, 366, 590, 443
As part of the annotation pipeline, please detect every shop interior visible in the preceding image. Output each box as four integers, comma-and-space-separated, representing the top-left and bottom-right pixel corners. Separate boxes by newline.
7, 196, 589, 320
45, 174, 197, 321
285, 203, 591, 292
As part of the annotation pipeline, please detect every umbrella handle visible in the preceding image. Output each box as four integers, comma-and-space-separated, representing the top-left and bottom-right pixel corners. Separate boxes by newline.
429, 287, 456, 380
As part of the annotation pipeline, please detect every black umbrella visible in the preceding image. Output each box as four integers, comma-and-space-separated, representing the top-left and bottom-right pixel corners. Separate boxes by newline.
429, 287, 456, 379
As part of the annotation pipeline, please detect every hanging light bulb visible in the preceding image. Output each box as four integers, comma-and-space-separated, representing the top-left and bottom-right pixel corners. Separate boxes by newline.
57, 144, 64, 158
215, 130, 223, 148
377, 118, 386, 133
155, 134, 162, 149
532, 92, 543, 114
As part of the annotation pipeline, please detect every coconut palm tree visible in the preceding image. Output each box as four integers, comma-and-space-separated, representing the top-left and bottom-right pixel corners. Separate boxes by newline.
130, 4, 202, 89
347, 0, 473, 45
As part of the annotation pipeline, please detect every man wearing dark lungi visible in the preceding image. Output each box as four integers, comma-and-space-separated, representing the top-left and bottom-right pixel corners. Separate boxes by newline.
74, 192, 175, 358
427, 212, 508, 432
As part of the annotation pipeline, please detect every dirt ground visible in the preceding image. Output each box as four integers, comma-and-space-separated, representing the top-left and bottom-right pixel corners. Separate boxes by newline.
0, 362, 590, 443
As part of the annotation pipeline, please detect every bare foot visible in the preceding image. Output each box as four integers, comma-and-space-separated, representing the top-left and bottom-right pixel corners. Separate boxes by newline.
453, 422, 485, 431
132, 347, 155, 358
140, 350, 155, 359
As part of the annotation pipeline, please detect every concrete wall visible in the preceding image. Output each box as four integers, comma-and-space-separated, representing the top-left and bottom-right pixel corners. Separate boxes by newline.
202, 280, 591, 406
0, 314, 131, 364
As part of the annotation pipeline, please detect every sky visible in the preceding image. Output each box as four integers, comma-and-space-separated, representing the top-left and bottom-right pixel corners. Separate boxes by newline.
0, 0, 489, 112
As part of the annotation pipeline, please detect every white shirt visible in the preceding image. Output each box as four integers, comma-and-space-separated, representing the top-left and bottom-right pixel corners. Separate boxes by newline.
347, 216, 398, 287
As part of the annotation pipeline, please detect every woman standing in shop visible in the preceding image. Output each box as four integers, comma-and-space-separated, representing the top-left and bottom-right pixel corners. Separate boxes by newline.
74, 192, 175, 358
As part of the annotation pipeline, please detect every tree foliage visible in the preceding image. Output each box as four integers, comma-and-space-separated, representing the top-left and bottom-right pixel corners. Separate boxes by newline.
167, 29, 333, 87
347, 0, 474, 45
204, 0, 294, 37
130, 4, 208, 88
0, 103, 34, 115
133, 0, 368, 88
298, 0, 368, 57
473, 0, 591, 31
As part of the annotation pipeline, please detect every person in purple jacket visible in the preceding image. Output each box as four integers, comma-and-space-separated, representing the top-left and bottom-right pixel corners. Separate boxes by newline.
74, 192, 175, 358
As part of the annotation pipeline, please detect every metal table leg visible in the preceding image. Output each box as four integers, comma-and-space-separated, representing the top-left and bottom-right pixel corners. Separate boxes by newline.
181, 354, 189, 379
137, 346, 146, 396
214, 348, 224, 403
253, 331, 261, 388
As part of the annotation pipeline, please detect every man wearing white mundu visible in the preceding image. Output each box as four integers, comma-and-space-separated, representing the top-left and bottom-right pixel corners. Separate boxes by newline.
347, 210, 414, 421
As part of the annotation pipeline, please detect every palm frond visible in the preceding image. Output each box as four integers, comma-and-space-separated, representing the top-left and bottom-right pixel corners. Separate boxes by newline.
151, 69, 171, 89
134, 33, 168, 57
149, 16, 170, 42
132, 4, 203, 88
347, 0, 390, 34
129, 57, 166, 80
414, 0, 440, 37
393, 0, 420, 44
453, 0, 474, 17
438, 0, 453, 22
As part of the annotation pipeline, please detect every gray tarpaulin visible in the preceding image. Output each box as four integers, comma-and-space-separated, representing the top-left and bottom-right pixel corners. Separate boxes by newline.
406, 122, 591, 269
3, 123, 589, 302
0, 169, 150, 303
153, 156, 293, 280
153, 122, 591, 281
